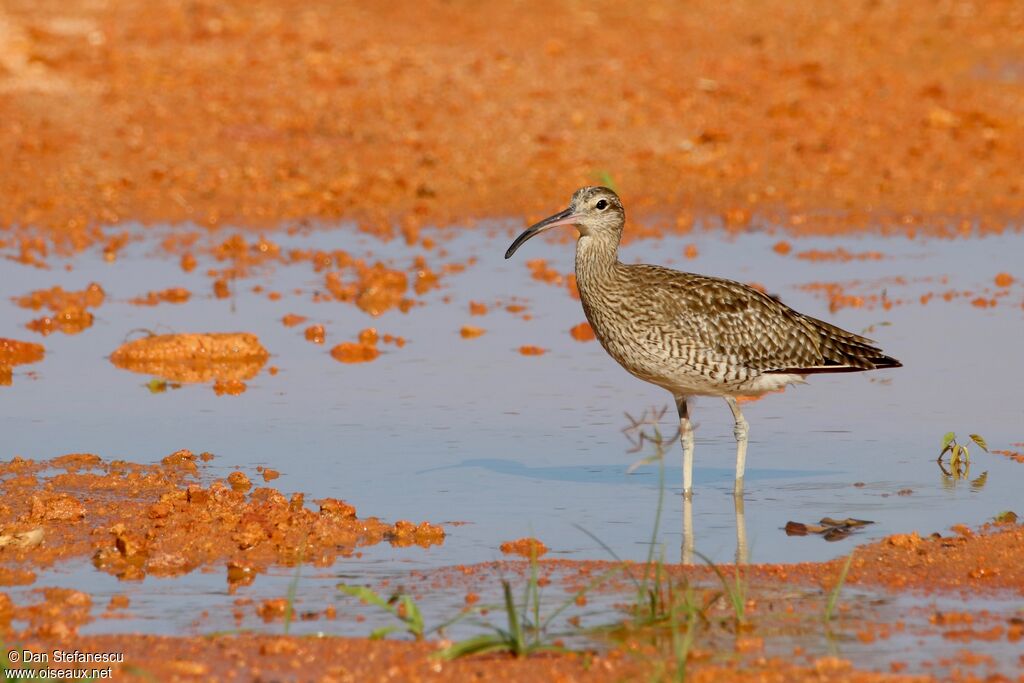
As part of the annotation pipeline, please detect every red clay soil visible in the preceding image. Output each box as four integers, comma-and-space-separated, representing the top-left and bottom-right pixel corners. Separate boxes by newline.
768, 523, 1024, 595
0, 453, 443, 586
2, 0, 1024, 260
577, 521, 1024, 596
418, 521, 1024, 600
2, 454, 1022, 680
7, 634, 930, 683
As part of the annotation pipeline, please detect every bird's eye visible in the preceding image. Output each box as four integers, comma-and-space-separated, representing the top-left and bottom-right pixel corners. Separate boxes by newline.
595, 199, 608, 210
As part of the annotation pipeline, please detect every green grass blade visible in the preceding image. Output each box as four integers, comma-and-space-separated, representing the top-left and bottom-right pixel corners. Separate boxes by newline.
400, 595, 425, 638
502, 581, 523, 654
824, 553, 854, 621
435, 634, 510, 661
640, 449, 667, 594
427, 605, 476, 636
693, 551, 745, 623
338, 584, 391, 610
283, 561, 302, 635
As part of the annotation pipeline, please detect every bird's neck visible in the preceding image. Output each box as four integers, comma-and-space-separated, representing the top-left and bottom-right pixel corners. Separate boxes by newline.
575, 233, 621, 286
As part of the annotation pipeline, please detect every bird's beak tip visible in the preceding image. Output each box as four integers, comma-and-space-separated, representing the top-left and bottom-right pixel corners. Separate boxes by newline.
504, 207, 578, 260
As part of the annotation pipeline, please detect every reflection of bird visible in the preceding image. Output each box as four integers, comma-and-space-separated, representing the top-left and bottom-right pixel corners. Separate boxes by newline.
506, 186, 901, 500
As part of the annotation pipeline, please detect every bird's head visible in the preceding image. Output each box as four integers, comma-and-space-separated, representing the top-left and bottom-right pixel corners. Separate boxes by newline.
505, 186, 624, 259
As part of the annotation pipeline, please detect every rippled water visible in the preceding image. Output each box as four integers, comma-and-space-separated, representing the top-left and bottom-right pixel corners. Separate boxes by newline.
2, 220, 1023, 660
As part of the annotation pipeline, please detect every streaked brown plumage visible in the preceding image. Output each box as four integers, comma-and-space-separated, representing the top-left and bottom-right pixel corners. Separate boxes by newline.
506, 186, 901, 498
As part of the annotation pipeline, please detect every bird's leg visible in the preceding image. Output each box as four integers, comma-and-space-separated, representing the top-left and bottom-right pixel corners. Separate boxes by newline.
675, 395, 694, 500
724, 396, 748, 495
682, 493, 694, 565
734, 493, 749, 565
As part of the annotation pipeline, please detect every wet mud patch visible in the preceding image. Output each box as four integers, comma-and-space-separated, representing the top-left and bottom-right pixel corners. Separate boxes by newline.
109, 332, 270, 393
0, 452, 444, 598
0, 337, 44, 386
0, 632, 935, 682
325, 521, 1024, 680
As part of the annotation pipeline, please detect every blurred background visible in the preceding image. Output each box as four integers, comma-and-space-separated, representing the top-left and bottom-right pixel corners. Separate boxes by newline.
2, 0, 1022, 238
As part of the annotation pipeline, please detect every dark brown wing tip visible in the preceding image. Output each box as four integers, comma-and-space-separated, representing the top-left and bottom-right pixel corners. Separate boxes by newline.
767, 354, 902, 375
871, 354, 902, 369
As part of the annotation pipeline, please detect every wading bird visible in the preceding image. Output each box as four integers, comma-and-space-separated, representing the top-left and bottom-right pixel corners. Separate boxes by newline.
505, 186, 901, 502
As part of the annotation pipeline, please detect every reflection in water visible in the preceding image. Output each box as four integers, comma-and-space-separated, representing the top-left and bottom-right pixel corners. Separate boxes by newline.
624, 407, 749, 566
681, 493, 749, 566
936, 433, 990, 492
109, 332, 270, 390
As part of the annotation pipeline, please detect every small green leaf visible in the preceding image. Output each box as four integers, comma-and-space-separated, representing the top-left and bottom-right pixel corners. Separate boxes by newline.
338, 584, 391, 610
941, 432, 956, 452
969, 434, 989, 452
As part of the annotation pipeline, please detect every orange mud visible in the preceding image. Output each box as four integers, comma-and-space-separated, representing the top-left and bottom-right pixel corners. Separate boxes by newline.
475, 522, 1024, 600
109, 332, 269, 386
499, 537, 549, 559
304, 324, 326, 345
2, 461, 1023, 680
993, 449, 1024, 464
0, 337, 44, 385
698, 522, 1024, 597
14, 283, 105, 336
126, 287, 191, 306
570, 322, 596, 342
795, 248, 885, 263
995, 273, 1015, 288
420, 521, 1024, 602
280, 313, 307, 327
329, 329, 400, 364
3, 0, 1024, 261
0, 452, 443, 595
330, 343, 380, 364
9, 521, 1017, 681
797, 273, 1024, 313
0, 634, 932, 683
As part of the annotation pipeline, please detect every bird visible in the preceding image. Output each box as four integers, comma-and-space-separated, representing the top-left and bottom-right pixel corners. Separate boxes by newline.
505, 186, 901, 500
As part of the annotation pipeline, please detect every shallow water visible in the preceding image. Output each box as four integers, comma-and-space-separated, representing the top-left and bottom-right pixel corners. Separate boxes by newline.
2, 220, 1023, 650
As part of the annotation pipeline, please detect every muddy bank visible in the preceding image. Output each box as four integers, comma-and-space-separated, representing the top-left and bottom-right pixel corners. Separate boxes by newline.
4, 633, 927, 683
2, 0, 1024, 259
0, 453, 443, 588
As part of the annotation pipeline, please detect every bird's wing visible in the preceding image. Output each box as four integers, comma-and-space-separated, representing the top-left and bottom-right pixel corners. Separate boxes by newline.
633, 266, 894, 372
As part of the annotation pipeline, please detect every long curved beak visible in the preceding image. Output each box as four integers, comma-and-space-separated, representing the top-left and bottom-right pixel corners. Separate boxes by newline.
504, 207, 581, 259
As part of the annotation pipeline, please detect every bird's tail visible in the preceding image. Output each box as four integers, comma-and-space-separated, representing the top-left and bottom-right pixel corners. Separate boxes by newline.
767, 315, 902, 374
